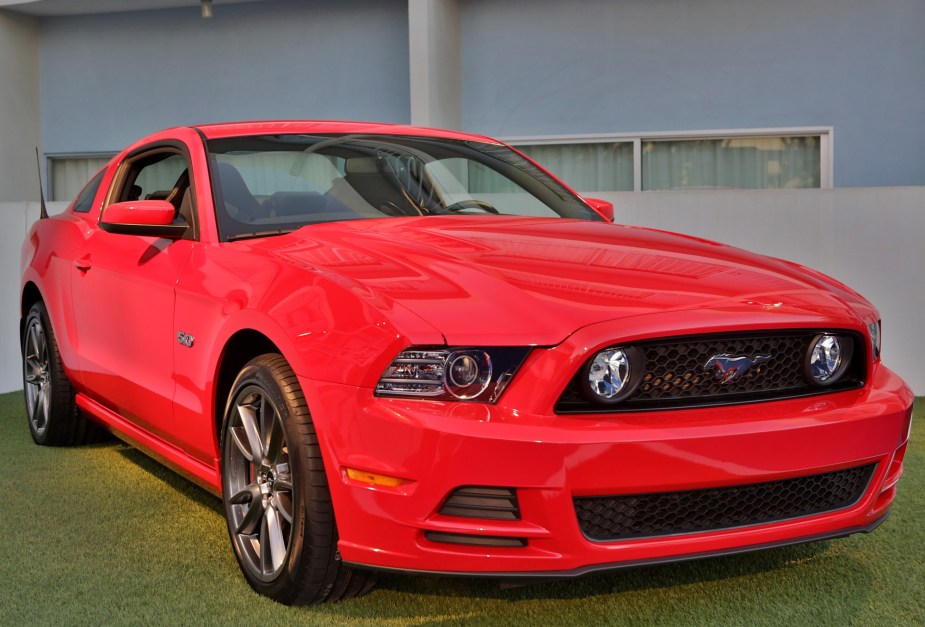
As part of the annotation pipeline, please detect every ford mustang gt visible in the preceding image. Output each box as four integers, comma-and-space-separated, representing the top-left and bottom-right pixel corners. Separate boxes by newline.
21, 121, 912, 604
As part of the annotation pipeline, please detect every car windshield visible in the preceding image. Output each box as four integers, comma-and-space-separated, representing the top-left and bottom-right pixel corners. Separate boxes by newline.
206, 133, 602, 241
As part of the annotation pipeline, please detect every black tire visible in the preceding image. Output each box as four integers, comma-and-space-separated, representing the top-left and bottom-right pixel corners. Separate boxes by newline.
22, 301, 101, 446
220, 353, 376, 604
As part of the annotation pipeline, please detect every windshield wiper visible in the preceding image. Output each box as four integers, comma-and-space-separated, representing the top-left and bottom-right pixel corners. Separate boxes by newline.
225, 228, 296, 242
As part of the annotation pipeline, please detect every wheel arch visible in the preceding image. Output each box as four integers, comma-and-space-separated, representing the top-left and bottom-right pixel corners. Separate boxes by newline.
213, 328, 281, 448
20, 281, 43, 352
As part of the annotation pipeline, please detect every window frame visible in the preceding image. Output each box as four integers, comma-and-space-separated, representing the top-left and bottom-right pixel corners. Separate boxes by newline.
103, 141, 200, 241
504, 127, 834, 191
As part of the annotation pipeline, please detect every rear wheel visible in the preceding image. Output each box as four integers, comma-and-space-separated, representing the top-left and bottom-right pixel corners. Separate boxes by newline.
22, 301, 100, 446
220, 354, 375, 604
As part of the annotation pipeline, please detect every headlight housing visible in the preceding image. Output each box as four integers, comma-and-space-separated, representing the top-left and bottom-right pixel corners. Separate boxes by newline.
375, 346, 530, 403
868, 320, 881, 360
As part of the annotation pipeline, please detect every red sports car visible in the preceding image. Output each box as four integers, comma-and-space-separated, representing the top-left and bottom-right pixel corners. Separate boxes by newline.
21, 121, 912, 604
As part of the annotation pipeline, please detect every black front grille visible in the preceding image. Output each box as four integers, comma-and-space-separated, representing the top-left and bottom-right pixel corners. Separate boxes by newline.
556, 331, 865, 413
574, 464, 876, 541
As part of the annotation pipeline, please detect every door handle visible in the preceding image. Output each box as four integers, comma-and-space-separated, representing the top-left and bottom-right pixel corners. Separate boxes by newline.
74, 256, 92, 272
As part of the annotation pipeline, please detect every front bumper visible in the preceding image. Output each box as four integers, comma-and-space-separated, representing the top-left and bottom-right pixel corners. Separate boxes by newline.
303, 362, 912, 576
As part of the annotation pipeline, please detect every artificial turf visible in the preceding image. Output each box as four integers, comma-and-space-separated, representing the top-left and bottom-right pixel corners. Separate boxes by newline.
0, 391, 921, 626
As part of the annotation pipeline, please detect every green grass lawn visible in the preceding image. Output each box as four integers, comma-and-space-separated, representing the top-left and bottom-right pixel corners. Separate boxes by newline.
0, 391, 921, 626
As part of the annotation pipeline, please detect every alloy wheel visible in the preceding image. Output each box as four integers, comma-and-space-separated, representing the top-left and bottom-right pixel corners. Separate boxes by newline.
224, 385, 295, 582
23, 316, 51, 437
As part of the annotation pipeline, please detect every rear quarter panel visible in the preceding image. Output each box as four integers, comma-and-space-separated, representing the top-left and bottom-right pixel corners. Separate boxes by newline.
21, 214, 95, 384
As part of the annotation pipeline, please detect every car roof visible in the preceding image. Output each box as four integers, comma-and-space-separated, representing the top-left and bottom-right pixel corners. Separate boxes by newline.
192, 120, 501, 143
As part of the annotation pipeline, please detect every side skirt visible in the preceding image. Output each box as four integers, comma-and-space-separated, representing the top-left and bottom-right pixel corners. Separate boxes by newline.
75, 392, 221, 496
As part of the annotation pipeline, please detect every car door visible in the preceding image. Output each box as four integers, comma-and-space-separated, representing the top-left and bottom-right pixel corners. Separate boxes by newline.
71, 145, 197, 440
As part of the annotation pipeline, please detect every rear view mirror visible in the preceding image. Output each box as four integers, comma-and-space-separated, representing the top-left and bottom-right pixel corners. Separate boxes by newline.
585, 197, 615, 223
100, 200, 187, 238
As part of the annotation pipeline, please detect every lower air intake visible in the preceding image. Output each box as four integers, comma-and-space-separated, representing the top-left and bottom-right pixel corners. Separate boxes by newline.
439, 486, 520, 520
575, 464, 876, 541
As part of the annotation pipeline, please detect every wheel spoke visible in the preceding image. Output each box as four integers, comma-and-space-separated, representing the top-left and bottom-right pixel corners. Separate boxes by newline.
37, 326, 47, 364
236, 403, 264, 462
30, 324, 42, 362
41, 384, 51, 428
29, 387, 41, 423
273, 474, 292, 493
265, 413, 284, 465
265, 503, 287, 573
235, 495, 265, 536
259, 394, 269, 440
229, 482, 260, 505
229, 426, 252, 462
259, 512, 271, 573
274, 489, 293, 524
25, 348, 40, 368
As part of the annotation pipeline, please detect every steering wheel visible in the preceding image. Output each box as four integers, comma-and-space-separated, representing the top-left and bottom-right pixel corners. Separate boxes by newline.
439, 199, 500, 215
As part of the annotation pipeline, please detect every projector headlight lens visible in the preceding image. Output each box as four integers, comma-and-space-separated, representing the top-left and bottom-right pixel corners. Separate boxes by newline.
375, 346, 530, 403
445, 351, 492, 399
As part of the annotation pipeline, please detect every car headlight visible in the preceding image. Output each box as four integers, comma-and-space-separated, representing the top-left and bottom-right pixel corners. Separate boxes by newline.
375, 346, 530, 403
582, 346, 644, 404
805, 334, 854, 386
868, 320, 881, 360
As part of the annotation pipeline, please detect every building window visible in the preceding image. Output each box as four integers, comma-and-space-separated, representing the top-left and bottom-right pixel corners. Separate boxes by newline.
508, 128, 832, 192
642, 136, 821, 190
516, 142, 634, 192
48, 154, 115, 201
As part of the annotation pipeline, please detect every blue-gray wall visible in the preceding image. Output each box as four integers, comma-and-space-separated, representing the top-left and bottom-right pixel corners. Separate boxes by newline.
461, 0, 925, 187
39, 0, 925, 187
40, 0, 410, 154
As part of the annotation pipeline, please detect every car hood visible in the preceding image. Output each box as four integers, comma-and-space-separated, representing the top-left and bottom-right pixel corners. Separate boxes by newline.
268, 216, 871, 346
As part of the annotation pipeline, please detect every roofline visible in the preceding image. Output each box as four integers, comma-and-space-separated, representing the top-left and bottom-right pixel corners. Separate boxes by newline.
189, 120, 502, 144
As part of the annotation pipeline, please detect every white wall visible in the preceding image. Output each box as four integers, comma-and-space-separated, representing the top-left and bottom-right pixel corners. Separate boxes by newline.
0, 10, 41, 201
3, 190, 923, 395
2, 201, 65, 396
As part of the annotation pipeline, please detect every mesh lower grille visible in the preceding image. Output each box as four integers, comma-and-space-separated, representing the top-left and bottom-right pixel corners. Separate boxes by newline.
574, 464, 876, 541
556, 331, 864, 413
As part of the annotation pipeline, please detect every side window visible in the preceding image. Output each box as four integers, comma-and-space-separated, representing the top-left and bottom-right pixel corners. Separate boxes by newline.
118, 153, 188, 202
72, 170, 105, 214
113, 150, 197, 239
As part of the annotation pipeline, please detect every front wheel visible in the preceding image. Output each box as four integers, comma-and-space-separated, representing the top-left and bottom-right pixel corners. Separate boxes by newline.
220, 354, 375, 604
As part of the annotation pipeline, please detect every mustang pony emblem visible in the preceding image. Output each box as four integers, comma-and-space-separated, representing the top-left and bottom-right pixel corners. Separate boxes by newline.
703, 353, 772, 384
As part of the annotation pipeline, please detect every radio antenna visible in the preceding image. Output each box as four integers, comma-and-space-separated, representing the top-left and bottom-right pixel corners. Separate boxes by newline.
35, 147, 48, 219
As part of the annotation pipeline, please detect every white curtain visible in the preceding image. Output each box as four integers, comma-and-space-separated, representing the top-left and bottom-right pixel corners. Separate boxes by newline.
50, 156, 113, 202
642, 137, 820, 190
515, 142, 634, 192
